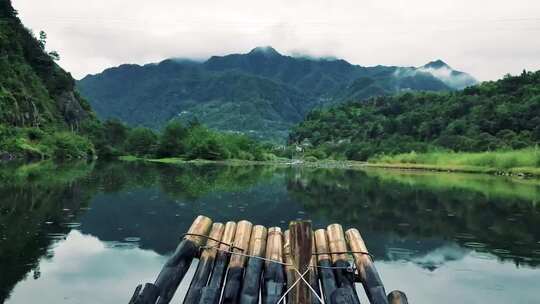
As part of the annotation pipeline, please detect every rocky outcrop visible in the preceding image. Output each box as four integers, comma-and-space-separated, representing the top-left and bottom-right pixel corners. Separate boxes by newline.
56, 91, 88, 125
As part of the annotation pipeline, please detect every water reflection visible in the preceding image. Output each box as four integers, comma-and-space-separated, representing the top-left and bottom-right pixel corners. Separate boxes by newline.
1, 161, 540, 303
287, 168, 540, 267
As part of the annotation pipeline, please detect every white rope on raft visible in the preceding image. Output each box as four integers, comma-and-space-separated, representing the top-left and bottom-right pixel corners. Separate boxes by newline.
181, 232, 370, 304
198, 245, 328, 303
276, 268, 325, 304
181, 232, 375, 263
202, 244, 356, 271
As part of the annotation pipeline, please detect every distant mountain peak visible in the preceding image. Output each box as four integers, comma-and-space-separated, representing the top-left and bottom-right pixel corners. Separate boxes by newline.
417, 59, 477, 90
424, 59, 450, 69
248, 46, 281, 57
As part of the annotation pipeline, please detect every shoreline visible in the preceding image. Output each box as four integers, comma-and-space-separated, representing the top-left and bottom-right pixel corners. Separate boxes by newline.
118, 156, 540, 179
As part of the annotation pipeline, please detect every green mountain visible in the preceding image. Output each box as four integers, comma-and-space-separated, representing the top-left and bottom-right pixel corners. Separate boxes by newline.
77, 46, 476, 140
289, 70, 540, 160
0, 0, 96, 159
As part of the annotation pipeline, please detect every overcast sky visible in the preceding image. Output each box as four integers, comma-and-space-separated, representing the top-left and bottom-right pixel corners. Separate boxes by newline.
12, 0, 540, 80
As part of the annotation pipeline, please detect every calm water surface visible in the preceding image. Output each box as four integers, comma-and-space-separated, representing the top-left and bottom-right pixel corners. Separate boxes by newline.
1, 161, 540, 303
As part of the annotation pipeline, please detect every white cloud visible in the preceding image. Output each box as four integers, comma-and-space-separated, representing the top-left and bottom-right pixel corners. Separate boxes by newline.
12, 0, 540, 80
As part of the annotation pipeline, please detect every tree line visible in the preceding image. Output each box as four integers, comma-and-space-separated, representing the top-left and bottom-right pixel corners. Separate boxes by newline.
81, 119, 276, 161
289, 70, 540, 160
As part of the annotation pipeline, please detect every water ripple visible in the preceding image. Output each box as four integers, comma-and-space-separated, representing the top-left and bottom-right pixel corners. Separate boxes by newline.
463, 242, 487, 248
60, 222, 82, 228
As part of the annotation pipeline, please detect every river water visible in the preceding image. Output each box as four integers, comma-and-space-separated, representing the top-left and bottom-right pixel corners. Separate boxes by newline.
1, 161, 539, 303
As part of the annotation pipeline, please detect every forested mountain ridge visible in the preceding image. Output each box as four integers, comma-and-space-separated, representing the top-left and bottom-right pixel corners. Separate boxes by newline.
77, 46, 476, 140
289, 70, 540, 160
0, 0, 96, 159
0, 0, 93, 128
78, 60, 312, 139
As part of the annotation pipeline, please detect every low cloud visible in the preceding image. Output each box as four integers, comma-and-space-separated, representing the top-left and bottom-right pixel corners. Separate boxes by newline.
12, 0, 540, 80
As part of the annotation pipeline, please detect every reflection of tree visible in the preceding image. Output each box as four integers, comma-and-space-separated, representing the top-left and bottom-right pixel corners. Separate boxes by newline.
0, 161, 94, 302
156, 164, 275, 200
77, 163, 279, 254
287, 168, 540, 267
88, 162, 276, 200
0, 161, 277, 300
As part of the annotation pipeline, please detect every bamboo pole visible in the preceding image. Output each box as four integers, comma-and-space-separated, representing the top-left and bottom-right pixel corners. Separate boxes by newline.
183, 223, 225, 304
345, 228, 388, 304
221, 220, 253, 304
308, 234, 321, 304
387, 291, 408, 304
199, 221, 237, 304
290, 220, 313, 304
314, 229, 337, 303
239, 225, 268, 304
262, 227, 286, 304
131, 215, 213, 304
283, 229, 295, 304
327, 224, 360, 304
129, 283, 159, 304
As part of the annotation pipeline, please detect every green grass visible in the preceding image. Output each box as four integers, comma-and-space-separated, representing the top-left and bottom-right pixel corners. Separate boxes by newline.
369, 148, 540, 176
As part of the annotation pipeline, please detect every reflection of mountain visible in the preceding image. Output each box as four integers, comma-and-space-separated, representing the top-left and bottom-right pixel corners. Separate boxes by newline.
286, 168, 540, 267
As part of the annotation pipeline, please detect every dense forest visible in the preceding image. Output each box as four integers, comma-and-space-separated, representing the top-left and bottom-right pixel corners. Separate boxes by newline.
0, 0, 96, 159
289, 70, 540, 160
77, 47, 475, 140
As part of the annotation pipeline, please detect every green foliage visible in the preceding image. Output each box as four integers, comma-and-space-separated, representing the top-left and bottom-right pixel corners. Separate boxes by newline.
103, 119, 128, 147
44, 132, 94, 160
119, 121, 276, 161
157, 121, 188, 157
125, 127, 158, 157
0, 124, 95, 160
0, 0, 97, 161
290, 70, 540, 160
372, 148, 540, 170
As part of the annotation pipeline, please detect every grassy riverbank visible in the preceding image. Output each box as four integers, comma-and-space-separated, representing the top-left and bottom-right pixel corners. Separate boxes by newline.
368, 148, 540, 177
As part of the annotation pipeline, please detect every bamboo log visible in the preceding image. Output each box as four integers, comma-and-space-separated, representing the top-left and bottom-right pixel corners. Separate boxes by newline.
131, 215, 213, 304
239, 225, 268, 304
130, 283, 159, 304
327, 224, 360, 304
290, 220, 313, 304
308, 234, 321, 304
262, 227, 286, 304
283, 230, 295, 304
314, 229, 337, 303
184, 223, 225, 304
199, 221, 237, 304
345, 228, 388, 304
221, 220, 253, 304
387, 291, 408, 304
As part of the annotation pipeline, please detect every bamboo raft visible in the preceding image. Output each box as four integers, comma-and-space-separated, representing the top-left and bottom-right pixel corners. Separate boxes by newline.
128, 215, 408, 304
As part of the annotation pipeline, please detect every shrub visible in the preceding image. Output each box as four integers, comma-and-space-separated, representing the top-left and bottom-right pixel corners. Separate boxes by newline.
45, 132, 95, 160
187, 137, 230, 160
304, 156, 318, 162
